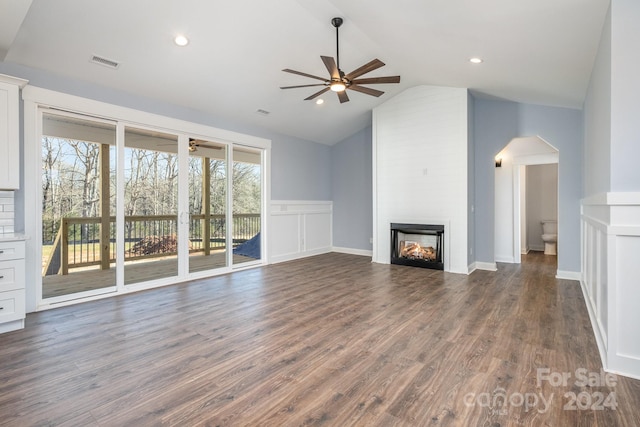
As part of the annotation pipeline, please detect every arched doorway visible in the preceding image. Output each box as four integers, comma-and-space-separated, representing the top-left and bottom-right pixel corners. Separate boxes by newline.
494, 136, 559, 264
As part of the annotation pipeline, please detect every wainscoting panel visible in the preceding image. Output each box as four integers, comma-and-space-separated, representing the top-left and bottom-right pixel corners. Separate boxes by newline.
269, 201, 332, 264
615, 236, 640, 357
581, 214, 608, 357
581, 193, 640, 379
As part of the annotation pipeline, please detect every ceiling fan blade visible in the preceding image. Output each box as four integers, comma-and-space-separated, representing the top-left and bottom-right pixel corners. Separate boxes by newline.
304, 87, 331, 100
281, 83, 328, 89
345, 58, 385, 80
321, 56, 340, 80
282, 68, 328, 82
337, 90, 350, 103
352, 76, 400, 85
349, 85, 384, 97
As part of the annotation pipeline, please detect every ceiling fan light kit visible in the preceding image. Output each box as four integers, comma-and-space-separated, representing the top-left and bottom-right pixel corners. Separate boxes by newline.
281, 17, 400, 103
330, 82, 346, 92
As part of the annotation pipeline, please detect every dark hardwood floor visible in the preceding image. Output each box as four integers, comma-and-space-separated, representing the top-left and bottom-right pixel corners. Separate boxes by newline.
1, 252, 639, 426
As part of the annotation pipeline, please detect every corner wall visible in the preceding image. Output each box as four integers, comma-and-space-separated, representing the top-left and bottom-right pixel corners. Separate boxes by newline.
331, 126, 373, 254
581, 0, 640, 380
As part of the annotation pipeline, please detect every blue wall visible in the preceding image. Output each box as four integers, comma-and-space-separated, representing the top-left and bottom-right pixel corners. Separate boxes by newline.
473, 97, 583, 272
472, 98, 519, 265
331, 126, 373, 251
271, 136, 331, 200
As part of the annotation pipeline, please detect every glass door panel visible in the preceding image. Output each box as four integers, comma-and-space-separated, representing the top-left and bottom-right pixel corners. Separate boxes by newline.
188, 140, 228, 273
232, 147, 262, 266
41, 112, 117, 299
123, 127, 179, 285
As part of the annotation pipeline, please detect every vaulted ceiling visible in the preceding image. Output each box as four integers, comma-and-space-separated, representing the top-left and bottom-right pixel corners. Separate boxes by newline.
1, 0, 609, 145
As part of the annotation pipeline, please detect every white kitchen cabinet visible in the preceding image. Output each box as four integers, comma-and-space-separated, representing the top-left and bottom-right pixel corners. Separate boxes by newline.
0, 237, 26, 333
0, 74, 28, 190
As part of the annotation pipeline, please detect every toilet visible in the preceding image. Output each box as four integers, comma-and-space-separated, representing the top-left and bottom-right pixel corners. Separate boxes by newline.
541, 220, 557, 255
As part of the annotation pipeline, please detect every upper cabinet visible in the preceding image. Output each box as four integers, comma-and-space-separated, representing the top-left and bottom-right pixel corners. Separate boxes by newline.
0, 74, 28, 190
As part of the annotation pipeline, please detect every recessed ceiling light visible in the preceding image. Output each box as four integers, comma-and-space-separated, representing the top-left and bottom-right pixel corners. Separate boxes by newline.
316, 99, 324, 105
174, 35, 189, 46
469, 57, 483, 64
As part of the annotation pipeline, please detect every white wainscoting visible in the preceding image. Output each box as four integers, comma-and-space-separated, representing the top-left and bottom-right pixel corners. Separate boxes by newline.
581, 192, 640, 380
269, 201, 332, 264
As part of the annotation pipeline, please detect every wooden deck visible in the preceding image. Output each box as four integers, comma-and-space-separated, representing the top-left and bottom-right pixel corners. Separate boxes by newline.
42, 252, 257, 298
2, 252, 639, 425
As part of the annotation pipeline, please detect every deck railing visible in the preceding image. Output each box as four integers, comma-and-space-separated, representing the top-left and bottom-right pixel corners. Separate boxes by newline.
42, 213, 260, 276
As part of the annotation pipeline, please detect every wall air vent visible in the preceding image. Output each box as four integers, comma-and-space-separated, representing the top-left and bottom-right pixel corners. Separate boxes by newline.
90, 54, 120, 69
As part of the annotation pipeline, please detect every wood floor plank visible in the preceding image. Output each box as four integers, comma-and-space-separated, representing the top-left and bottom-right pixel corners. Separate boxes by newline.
0, 251, 639, 426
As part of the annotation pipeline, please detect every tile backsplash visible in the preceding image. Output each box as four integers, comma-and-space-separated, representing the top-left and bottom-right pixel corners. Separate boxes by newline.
0, 191, 15, 234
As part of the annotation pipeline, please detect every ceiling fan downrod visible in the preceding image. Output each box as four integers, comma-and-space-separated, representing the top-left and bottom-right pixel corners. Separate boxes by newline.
331, 17, 343, 74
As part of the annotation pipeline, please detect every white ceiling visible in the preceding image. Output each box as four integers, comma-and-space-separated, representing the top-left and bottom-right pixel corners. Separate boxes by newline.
1, 0, 609, 145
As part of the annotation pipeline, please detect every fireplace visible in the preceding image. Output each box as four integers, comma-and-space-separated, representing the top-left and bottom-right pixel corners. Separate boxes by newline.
390, 223, 444, 270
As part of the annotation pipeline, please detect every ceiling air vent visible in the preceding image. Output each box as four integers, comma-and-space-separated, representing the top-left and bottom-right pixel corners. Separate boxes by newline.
90, 54, 120, 69
256, 109, 270, 116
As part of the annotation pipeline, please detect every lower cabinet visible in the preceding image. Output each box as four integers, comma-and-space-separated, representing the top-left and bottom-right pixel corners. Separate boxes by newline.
0, 239, 26, 333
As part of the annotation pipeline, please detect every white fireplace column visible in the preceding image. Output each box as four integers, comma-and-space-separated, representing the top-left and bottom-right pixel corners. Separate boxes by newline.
372, 85, 471, 274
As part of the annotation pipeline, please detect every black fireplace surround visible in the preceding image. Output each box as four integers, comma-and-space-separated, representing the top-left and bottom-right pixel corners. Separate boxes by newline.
390, 223, 444, 270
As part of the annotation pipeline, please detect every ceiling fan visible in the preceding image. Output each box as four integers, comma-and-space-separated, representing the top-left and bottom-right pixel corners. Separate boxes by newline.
280, 17, 400, 103
188, 138, 200, 152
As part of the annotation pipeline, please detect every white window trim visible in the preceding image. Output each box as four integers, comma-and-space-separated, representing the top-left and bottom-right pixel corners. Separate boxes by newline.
22, 85, 271, 312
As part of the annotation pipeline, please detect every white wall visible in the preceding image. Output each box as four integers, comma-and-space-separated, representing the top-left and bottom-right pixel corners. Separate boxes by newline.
494, 158, 514, 262
519, 166, 527, 253
372, 85, 469, 274
526, 164, 558, 251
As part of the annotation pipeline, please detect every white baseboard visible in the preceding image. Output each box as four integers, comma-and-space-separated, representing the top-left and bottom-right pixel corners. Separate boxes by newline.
332, 247, 373, 257
269, 247, 332, 264
467, 262, 477, 274
0, 319, 24, 333
475, 262, 497, 272
529, 244, 545, 252
556, 270, 581, 281
495, 255, 515, 263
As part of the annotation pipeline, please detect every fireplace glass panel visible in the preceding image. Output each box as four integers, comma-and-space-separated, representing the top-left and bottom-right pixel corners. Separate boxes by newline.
390, 223, 444, 270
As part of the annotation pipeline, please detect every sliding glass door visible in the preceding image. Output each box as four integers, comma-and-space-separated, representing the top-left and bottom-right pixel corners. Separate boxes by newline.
188, 140, 228, 273
123, 127, 180, 285
232, 146, 262, 266
41, 112, 117, 300
39, 108, 266, 304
